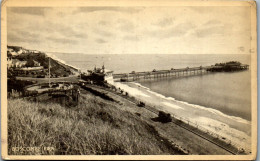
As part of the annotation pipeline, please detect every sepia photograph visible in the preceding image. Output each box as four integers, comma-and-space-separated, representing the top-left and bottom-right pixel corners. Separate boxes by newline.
1, 0, 257, 160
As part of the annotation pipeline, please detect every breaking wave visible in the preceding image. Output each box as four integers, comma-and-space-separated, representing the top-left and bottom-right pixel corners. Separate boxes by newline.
129, 82, 250, 125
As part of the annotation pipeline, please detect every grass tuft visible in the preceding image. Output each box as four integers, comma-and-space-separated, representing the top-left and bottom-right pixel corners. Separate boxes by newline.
8, 93, 182, 155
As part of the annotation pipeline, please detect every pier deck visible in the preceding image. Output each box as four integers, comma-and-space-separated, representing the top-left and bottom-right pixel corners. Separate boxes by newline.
113, 64, 249, 82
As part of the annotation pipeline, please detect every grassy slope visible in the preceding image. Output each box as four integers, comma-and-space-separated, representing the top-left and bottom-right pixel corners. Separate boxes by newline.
8, 92, 183, 155
81, 86, 231, 155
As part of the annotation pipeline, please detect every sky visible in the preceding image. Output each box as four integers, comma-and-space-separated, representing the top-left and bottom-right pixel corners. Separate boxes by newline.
7, 6, 251, 54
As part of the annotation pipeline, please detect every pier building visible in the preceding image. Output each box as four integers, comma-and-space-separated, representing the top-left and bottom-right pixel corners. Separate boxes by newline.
113, 62, 249, 82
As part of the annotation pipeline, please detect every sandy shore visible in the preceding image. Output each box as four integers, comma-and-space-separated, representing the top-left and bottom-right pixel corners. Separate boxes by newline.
112, 81, 251, 153
44, 54, 251, 153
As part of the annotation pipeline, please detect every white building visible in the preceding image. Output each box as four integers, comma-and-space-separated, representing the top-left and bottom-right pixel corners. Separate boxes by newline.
7, 57, 13, 69
9, 59, 27, 68
33, 60, 41, 67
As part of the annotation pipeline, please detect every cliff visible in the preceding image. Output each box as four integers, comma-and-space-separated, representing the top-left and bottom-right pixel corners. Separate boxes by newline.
7, 45, 79, 78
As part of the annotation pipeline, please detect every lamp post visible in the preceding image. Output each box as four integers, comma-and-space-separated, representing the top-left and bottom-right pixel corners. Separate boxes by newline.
48, 57, 50, 87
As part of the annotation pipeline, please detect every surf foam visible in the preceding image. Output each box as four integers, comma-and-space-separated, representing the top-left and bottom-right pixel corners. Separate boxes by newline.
162, 101, 183, 110
118, 81, 252, 152
130, 82, 250, 125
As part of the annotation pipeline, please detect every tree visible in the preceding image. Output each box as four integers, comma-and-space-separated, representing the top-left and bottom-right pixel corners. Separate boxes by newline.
25, 58, 34, 67
7, 51, 12, 58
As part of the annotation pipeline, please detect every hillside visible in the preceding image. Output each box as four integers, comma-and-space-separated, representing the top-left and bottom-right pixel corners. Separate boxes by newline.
7, 45, 79, 78
8, 84, 233, 155
8, 90, 185, 155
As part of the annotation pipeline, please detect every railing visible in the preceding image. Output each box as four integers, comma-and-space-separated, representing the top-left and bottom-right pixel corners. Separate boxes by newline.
113, 66, 211, 76
113, 66, 212, 81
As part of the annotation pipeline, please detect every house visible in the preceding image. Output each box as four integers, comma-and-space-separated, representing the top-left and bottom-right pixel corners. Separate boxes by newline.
17, 50, 23, 55
7, 48, 21, 56
33, 60, 41, 67
7, 57, 13, 69
11, 59, 27, 68
32, 50, 40, 54
7, 48, 14, 53
21, 49, 29, 54
20, 66, 44, 71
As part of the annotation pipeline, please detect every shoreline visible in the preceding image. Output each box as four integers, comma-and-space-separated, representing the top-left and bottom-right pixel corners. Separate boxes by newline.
111, 81, 251, 153
134, 82, 251, 124
77, 83, 244, 154
46, 52, 80, 72
34, 53, 251, 153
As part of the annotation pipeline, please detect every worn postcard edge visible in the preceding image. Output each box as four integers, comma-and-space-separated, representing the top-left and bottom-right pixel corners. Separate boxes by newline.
1, 0, 257, 160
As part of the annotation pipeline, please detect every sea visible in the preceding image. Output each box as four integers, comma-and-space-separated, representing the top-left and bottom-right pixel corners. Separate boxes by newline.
51, 53, 252, 151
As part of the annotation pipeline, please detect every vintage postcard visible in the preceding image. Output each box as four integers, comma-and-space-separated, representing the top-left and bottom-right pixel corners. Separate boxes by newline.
1, 0, 257, 160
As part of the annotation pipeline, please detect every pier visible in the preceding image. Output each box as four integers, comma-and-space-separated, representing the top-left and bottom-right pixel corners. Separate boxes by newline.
113, 64, 249, 82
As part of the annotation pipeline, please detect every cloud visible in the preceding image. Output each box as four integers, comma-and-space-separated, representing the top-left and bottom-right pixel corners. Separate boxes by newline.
146, 22, 195, 39
188, 7, 212, 14
56, 11, 66, 17
152, 17, 174, 27
123, 35, 139, 41
194, 26, 224, 37
98, 20, 110, 26
96, 38, 107, 43
7, 27, 44, 44
8, 7, 47, 16
170, 22, 195, 36
93, 28, 113, 37
47, 37, 78, 44
16, 30, 40, 39
204, 20, 221, 26
117, 19, 135, 33
41, 22, 88, 39
8, 32, 41, 44
6, 6, 251, 54
75, 7, 144, 14
194, 24, 232, 38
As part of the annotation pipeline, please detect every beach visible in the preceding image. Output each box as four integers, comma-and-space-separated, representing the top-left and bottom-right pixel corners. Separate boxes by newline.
111, 81, 251, 153
52, 53, 252, 153
6, 49, 252, 154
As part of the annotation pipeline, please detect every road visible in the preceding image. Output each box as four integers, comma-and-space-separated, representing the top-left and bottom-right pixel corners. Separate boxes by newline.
16, 75, 79, 83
